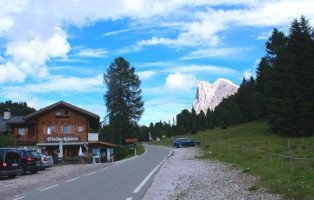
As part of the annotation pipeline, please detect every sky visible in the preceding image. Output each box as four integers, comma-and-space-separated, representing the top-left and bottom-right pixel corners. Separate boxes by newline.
0, 0, 313, 126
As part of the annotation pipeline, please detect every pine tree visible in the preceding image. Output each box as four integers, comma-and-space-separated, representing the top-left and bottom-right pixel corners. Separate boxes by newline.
266, 16, 314, 136
0, 101, 36, 116
198, 110, 207, 131
191, 108, 197, 134
104, 57, 144, 145
254, 57, 271, 119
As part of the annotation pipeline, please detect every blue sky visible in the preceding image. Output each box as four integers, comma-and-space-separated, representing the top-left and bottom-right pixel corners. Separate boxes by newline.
0, 0, 313, 125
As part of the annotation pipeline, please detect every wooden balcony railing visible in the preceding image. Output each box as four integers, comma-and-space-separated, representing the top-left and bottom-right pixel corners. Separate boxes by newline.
14, 135, 37, 144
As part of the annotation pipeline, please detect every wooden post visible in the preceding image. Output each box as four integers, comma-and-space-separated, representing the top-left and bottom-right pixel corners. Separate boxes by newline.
268, 140, 273, 164
287, 139, 294, 173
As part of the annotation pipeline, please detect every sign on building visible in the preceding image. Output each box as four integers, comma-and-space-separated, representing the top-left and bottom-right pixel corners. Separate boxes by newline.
88, 133, 99, 141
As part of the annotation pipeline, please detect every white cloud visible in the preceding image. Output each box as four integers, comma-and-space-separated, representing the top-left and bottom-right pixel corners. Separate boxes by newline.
76, 48, 108, 58
103, 28, 137, 37
256, 30, 273, 40
244, 69, 254, 80
181, 47, 246, 60
174, 65, 238, 76
1, 0, 313, 84
3, 74, 103, 97
1, 27, 70, 82
118, 0, 314, 52
165, 72, 198, 91
243, 59, 260, 79
137, 71, 156, 80
0, 62, 26, 83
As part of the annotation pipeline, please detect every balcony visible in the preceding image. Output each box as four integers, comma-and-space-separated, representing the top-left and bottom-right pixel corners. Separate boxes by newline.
14, 135, 37, 144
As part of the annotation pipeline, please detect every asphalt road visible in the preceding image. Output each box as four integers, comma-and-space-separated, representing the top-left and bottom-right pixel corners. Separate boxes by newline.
13, 145, 172, 200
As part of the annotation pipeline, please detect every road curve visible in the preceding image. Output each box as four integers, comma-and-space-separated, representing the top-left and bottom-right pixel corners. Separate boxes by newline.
14, 145, 172, 200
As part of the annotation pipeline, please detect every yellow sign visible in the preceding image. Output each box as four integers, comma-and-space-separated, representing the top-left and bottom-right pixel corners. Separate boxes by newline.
162, 135, 166, 139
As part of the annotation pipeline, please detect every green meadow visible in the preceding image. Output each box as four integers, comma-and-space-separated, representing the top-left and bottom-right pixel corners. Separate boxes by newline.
152, 120, 314, 200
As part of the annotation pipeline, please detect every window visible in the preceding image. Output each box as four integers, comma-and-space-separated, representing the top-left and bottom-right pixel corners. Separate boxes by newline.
63, 126, 72, 134
78, 126, 83, 132
47, 126, 55, 135
18, 128, 25, 136
56, 110, 61, 116
92, 149, 100, 156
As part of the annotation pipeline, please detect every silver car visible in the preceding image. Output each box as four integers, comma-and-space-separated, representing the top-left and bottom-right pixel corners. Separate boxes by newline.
39, 153, 54, 170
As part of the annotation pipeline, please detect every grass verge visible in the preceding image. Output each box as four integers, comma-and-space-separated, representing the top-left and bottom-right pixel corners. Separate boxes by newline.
192, 120, 314, 200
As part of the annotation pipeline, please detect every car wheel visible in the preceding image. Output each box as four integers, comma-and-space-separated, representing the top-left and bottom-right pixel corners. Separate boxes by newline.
30, 169, 38, 174
179, 144, 183, 148
17, 165, 26, 175
8, 174, 17, 178
40, 167, 46, 171
194, 143, 198, 146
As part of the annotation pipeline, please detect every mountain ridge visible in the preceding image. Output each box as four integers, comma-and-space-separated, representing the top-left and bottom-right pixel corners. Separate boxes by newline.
192, 78, 239, 114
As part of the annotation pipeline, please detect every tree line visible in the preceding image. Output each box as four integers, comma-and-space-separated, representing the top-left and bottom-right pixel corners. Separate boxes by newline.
145, 16, 314, 138
0, 101, 36, 116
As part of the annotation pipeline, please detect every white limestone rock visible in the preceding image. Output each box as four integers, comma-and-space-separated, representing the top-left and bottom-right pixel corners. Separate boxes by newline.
192, 78, 239, 114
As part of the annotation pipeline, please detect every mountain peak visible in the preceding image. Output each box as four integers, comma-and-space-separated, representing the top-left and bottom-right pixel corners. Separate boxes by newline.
192, 78, 238, 114
215, 78, 238, 87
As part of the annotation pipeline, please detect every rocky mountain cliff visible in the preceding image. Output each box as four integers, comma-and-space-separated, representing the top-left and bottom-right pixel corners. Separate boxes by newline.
192, 78, 239, 114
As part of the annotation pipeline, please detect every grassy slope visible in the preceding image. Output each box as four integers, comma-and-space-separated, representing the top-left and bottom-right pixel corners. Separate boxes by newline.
153, 121, 314, 199
193, 121, 314, 200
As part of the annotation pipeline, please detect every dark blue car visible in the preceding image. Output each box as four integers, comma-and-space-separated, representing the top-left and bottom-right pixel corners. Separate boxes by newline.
173, 138, 200, 148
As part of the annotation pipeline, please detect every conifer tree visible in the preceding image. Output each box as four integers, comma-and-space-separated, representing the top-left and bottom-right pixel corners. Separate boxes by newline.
191, 108, 197, 134
104, 57, 144, 145
266, 16, 314, 136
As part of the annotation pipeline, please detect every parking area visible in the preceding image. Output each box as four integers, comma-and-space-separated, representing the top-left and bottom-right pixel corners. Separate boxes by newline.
0, 163, 110, 200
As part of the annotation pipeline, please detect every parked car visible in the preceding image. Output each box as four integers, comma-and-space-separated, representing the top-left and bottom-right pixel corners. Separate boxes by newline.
173, 138, 200, 148
0, 148, 21, 178
39, 153, 54, 170
18, 149, 42, 175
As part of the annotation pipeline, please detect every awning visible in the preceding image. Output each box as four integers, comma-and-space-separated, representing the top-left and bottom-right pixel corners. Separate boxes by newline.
88, 141, 116, 148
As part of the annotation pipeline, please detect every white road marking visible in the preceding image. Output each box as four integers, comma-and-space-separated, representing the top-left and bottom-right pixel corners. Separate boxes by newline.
13, 196, 25, 200
126, 198, 132, 200
40, 184, 59, 192
86, 171, 96, 175
66, 177, 80, 182
133, 149, 173, 194
133, 164, 160, 194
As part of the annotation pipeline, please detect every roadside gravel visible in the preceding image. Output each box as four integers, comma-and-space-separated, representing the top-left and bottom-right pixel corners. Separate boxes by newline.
0, 163, 111, 200
143, 147, 282, 200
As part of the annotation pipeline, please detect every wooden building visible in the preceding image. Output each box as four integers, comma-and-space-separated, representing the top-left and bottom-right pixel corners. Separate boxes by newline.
0, 101, 116, 160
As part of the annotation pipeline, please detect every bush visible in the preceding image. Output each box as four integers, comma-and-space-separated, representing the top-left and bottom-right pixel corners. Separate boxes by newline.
115, 146, 130, 160
0, 132, 16, 147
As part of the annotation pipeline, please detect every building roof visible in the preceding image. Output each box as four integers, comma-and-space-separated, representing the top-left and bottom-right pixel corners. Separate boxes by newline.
0, 116, 11, 132
0, 116, 22, 131
6, 116, 26, 124
0, 116, 35, 132
1, 101, 101, 132
24, 101, 99, 120
24, 101, 100, 129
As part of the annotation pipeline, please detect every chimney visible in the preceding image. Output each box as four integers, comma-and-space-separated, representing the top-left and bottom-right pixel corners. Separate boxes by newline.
3, 108, 11, 120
